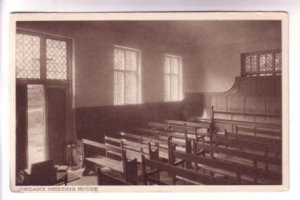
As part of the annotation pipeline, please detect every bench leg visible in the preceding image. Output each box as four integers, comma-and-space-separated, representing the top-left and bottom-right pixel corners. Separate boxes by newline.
82, 161, 93, 176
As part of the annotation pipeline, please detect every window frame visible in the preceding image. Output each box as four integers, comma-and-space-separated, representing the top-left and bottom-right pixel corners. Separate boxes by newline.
16, 28, 72, 85
164, 54, 183, 102
241, 49, 282, 77
113, 45, 142, 105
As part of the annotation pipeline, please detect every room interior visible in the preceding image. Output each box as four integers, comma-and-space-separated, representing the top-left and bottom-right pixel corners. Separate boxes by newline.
15, 20, 282, 186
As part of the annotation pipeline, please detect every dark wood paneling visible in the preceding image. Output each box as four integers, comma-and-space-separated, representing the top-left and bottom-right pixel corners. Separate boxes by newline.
227, 95, 244, 112
275, 77, 282, 97
47, 87, 67, 165
239, 78, 256, 95
245, 96, 265, 114
75, 102, 183, 142
266, 97, 281, 115
184, 76, 282, 122
257, 77, 275, 96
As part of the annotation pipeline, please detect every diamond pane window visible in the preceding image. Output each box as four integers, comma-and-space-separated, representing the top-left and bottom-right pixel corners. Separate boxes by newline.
275, 53, 281, 71
242, 50, 281, 77
114, 49, 125, 70
259, 55, 266, 72
125, 51, 137, 71
46, 39, 68, 80
265, 53, 273, 71
245, 56, 251, 73
114, 46, 140, 105
16, 33, 41, 79
250, 55, 258, 72
164, 55, 183, 102
114, 71, 124, 105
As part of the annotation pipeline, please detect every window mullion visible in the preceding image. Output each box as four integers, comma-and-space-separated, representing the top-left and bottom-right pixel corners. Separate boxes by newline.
40, 36, 47, 80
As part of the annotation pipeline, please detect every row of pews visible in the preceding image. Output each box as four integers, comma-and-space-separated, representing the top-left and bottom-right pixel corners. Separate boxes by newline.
80, 107, 282, 185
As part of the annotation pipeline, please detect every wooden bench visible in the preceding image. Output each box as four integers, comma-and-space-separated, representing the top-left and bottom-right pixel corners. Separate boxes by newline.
209, 106, 281, 135
235, 125, 281, 140
193, 142, 281, 184
168, 144, 261, 185
212, 132, 282, 164
217, 130, 282, 155
164, 119, 211, 135
120, 128, 187, 163
96, 167, 131, 185
120, 129, 169, 160
141, 154, 237, 185
81, 138, 138, 184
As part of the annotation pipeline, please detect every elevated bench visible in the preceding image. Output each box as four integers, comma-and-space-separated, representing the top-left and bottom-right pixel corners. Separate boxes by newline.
81, 138, 138, 184
235, 125, 281, 140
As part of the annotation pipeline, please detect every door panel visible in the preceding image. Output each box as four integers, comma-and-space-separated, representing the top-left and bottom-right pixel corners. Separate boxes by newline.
16, 84, 28, 173
47, 87, 67, 165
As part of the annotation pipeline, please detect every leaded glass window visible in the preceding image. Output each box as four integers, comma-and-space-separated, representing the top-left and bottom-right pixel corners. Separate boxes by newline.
242, 50, 281, 77
164, 55, 183, 101
114, 46, 140, 105
16, 34, 41, 79
16, 31, 70, 81
46, 39, 67, 80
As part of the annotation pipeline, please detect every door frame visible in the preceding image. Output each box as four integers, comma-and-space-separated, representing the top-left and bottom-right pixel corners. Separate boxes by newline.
15, 28, 74, 167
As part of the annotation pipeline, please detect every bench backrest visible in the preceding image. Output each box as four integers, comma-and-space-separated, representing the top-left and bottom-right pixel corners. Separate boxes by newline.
141, 155, 237, 185
235, 125, 281, 139
82, 138, 138, 184
149, 122, 198, 134
82, 138, 124, 158
222, 129, 281, 148
195, 142, 281, 166
164, 120, 211, 129
213, 133, 282, 154
169, 147, 281, 184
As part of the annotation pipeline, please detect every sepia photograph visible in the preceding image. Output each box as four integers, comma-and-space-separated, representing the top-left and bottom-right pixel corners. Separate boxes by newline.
10, 12, 288, 192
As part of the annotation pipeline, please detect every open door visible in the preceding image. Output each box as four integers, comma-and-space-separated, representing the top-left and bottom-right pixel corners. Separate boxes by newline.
46, 86, 68, 165
16, 84, 28, 173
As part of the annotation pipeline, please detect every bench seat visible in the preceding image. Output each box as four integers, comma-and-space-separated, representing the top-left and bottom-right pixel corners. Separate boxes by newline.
85, 156, 123, 173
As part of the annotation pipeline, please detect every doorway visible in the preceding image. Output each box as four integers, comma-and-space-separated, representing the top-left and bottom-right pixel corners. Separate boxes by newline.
27, 84, 46, 169
15, 29, 73, 176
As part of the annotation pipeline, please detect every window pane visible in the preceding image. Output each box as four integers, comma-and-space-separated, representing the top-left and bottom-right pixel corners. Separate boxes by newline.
114, 49, 125, 70
16, 33, 41, 79
259, 54, 267, 72
114, 47, 140, 105
165, 75, 170, 101
172, 58, 179, 74
165, 57, 170, 73
171, 76, 179, 101
46, 39, 67, 80
275, 53, 281, 71
125, 51, 137, 71
265, 53, 273, 72
164, 55, 182, 101
114, 71, 124, 105
242, 51, 281, 77
244, 55, 251, 73
250, 55, 258, 72
125, 73, 137, 104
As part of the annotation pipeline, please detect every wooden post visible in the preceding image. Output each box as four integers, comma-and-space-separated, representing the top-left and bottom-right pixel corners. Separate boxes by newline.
141, 155, 147, 185
210, 106, 215, 146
